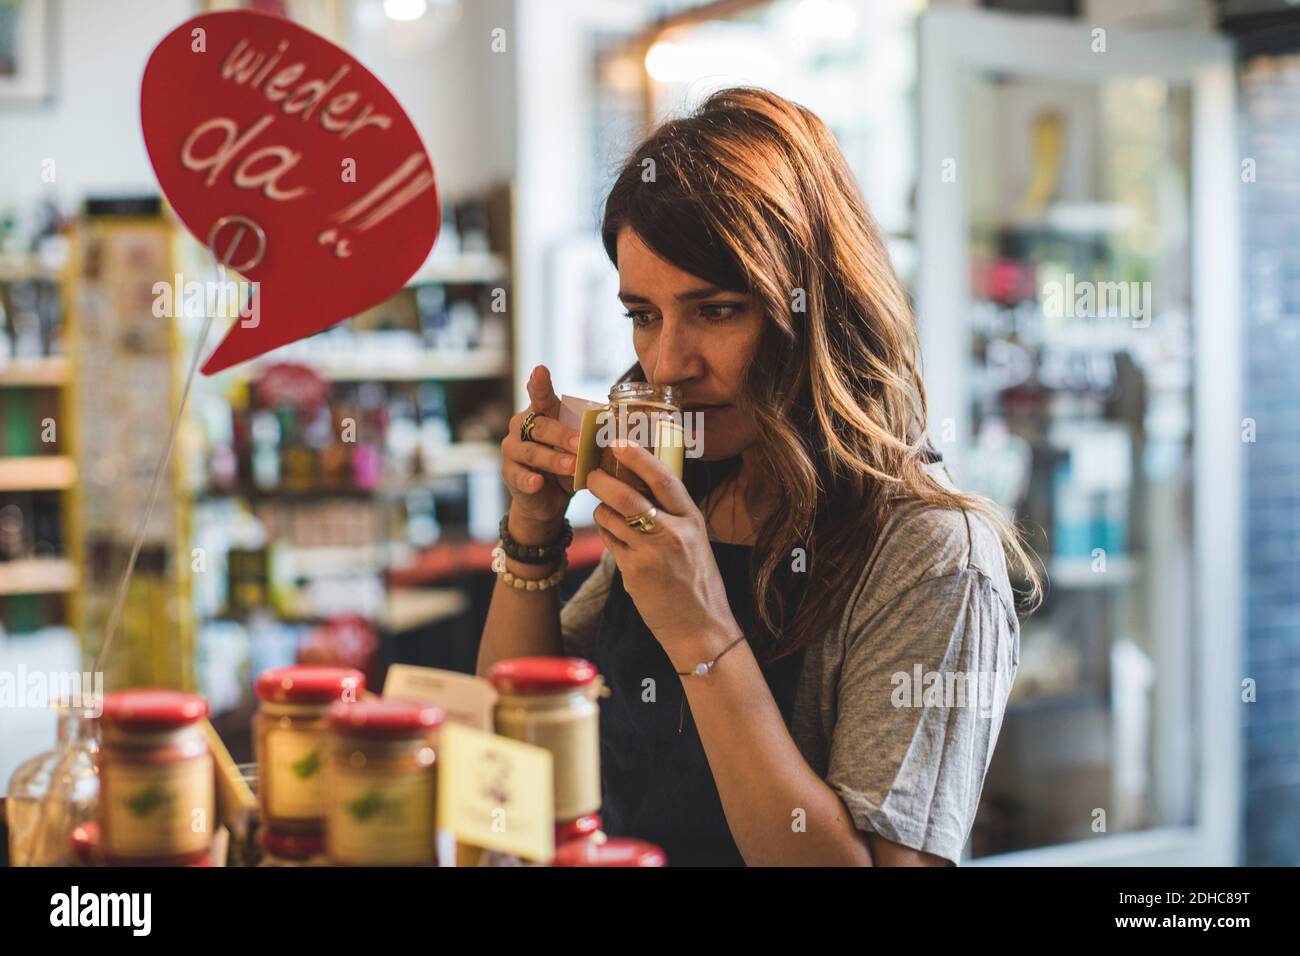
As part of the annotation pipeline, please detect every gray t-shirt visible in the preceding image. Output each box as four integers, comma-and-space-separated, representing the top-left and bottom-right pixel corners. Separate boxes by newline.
559, 468, 1021, 865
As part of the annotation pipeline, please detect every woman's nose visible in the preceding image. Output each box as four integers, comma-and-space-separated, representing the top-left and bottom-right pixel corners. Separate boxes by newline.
650, 315, 703, 384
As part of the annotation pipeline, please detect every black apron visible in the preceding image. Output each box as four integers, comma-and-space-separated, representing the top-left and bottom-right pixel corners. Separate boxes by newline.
591, 538, 807, 866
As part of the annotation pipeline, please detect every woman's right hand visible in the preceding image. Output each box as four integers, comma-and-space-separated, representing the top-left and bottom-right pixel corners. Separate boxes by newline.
501, 365, 580, 530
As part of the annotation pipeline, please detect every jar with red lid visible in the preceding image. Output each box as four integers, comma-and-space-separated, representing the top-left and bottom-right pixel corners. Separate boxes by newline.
254, 665, 364, 835
477, 814, 606, 868
555, 813, 604, 848
258, 828, 327, 867
553, 838, 667, 867
323, 698, 443, 866
97, 690, 214, 866
488, 657, 602, 828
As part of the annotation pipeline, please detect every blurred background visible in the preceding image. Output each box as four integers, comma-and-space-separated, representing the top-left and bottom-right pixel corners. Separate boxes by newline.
0, 0, 1292, 865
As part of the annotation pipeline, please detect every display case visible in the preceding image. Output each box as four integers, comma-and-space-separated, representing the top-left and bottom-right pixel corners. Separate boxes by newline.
917, 9, 1240, 864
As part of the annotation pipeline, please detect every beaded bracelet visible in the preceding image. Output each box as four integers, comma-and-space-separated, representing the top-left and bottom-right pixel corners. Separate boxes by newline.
491, 542, 568, 591
497, 512, 573, 565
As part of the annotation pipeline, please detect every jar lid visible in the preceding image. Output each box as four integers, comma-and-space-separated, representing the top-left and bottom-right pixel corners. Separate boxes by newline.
609, 381, 680, 408
328, 699, 445, 737
555, 814, 602, 846
101, 690, 209, 730
260, 828, 325, 860
71, 822, 99, 864
488, 657, 598, 694
553, 838, 666, 868
256, 666, 365, 704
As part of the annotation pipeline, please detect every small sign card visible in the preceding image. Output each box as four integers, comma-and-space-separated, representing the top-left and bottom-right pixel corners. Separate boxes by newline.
382, 664, 497, 731
436, 723, 554, 863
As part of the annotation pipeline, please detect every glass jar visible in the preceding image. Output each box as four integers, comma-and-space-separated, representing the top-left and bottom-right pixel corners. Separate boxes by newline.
323, 699, 443, 866
6, 703, 100, 867
98, 690, 213, 866
598, 382, 682, 497
489, 657, 602, 826
553, 838, 667, 867
254, 665, 364, 836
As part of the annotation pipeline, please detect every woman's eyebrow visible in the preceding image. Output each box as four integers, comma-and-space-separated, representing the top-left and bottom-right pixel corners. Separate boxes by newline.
619, 285, 742, 303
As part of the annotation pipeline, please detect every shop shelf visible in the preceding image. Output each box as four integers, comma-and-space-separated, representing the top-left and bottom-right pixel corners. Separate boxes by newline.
0, 258, 63, 283
382, 587, 470, 632
0, 558, 79, 596
0, 357, 71, 387
286, 350, 512, 382
0, 456, 77, 491
406, 251, 509, 285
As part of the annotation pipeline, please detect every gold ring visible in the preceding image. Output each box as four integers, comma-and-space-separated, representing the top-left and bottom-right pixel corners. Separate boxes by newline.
520, 409, 538, 443
625, 506, 658, 533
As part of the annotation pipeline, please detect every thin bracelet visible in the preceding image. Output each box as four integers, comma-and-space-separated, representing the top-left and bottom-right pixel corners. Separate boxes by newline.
491, 542, 567, 591
675, 633, 748, 677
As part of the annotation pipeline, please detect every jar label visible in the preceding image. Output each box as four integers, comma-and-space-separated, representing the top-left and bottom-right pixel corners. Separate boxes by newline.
103, 756, 213, 858
496, 714, 600, 821
267, 728, 327, 820
327, 768, 435, 865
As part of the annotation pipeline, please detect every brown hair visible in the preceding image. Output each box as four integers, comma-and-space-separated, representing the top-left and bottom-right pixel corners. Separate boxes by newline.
601, 87, 1042, 660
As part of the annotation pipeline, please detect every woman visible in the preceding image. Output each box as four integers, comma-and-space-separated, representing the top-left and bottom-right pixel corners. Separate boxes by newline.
477, 87, 1039, 866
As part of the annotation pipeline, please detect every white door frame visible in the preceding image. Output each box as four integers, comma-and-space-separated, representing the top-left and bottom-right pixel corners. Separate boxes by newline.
917, 8, 1241, 866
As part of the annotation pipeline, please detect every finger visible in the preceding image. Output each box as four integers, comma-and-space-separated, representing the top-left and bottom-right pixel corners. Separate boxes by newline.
585, 464, 656, 519
594, 521, 629, 554
526, 413, 581, 453
506, 432, 576, 478
503, 458, 547, 495
507, 406, 577, 454
525, 365, 561, 417
592, 502, 640, 549
606, 441, 694, 516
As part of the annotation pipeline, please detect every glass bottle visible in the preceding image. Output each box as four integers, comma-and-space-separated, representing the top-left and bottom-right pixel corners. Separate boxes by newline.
6, 704, 100, 867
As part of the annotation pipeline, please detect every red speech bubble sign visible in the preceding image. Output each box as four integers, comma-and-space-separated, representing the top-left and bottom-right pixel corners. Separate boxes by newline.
140, 10, 440, 375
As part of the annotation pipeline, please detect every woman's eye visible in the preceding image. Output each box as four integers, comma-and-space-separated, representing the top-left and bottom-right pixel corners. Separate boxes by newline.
700, 303, 741, 322
623, 310, 654, 328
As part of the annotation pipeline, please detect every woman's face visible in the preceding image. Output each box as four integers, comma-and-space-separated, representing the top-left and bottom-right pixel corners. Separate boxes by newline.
616, 227, 762, 461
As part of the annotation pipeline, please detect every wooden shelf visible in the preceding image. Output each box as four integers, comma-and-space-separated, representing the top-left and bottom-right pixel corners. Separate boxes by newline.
281, 350, 512, 382
0, 258, 63, 283
383, 587, 470, 631
387, 526, 606, 588
0, 356, 71, 387
396, 441, 499, 479
0, 558, 79, 595
0, 456, 77, 491
195, 443, 501, 503
407, 252, 509, 285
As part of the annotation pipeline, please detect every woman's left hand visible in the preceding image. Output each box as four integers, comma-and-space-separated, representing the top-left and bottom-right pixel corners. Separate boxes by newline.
587, 442, 741, 667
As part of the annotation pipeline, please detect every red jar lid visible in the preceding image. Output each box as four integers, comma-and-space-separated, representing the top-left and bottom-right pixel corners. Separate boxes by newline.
256, 666, 365, 704
101, 690, 209, 730
71, 822, 99, 864
260, 828, 325, 860
555, 814, 602, 846
328, 699, 445, 737
553, 838, 666, 868
488, 657, 598, 694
